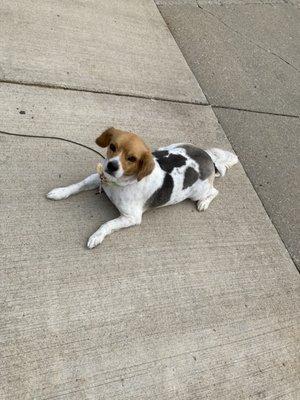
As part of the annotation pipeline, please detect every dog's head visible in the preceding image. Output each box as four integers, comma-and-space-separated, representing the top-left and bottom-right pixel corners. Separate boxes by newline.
96, 128, 154, 182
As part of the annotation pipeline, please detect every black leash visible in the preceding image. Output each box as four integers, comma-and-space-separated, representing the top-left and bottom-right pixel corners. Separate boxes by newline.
0, 129, 106, 159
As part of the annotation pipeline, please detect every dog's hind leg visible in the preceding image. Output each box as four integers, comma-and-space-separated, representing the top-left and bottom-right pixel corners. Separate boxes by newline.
47, 173, 100, 200
190, 178, 218, 212
196, 187, 219, 212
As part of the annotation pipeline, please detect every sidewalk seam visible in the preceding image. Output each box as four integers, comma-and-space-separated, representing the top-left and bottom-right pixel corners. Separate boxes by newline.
219, 133, 299, 272
212, 105, 299, 119
2, 79, 298, 119
0, 79, 208, 107
155, 4, 209, 104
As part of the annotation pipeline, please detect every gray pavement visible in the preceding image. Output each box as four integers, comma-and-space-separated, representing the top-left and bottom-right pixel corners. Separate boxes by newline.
0, 1, 299, 399
158, 1, 300, 268
213, 108, 300, 267
158, 3, 299, 115
0, 0, 205, 103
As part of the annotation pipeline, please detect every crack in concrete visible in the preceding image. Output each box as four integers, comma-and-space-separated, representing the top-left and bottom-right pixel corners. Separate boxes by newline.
197, 5, 299, 72
0, 79, 208, 107
197, 0, 297, 7
212, 105, 299, 118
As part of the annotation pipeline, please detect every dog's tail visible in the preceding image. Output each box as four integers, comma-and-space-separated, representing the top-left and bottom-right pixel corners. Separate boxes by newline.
205, 148, 239, 177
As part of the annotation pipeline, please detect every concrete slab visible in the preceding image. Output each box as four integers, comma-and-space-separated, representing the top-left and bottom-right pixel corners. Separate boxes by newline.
0, 0, 205, 103
1, 84, 299, 399
213, 107, 300, 269
199, 3, 300, 70
158, 5, 300, 115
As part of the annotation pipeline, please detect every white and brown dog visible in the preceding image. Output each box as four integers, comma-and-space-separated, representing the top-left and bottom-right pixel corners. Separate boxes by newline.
47, 127, 238, 249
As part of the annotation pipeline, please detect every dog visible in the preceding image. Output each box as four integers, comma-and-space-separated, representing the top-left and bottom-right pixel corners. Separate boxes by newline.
47, 127, 238, 249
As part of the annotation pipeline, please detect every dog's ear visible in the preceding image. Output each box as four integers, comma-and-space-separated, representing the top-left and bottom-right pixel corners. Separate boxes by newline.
137, 151, 155, 181
96, 127, 116, 148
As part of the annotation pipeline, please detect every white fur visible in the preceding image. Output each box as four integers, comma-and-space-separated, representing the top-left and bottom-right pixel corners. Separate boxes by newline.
47, 144, 238, 248
47, 174, 100, 200
205, 148, 238, 177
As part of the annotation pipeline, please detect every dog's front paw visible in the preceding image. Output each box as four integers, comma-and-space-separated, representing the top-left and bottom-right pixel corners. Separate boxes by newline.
47, 187, 70, 200
87, 232, 105, 249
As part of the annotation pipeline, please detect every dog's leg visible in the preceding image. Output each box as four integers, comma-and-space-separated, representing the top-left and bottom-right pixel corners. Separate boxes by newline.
87, 213, 142, 249
47, 173, 100, 200
196, 187, 219, 212
190, 178, 218, 212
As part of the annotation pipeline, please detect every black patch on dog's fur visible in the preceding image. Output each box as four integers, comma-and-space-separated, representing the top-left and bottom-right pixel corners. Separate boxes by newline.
180, 145, 214, 180
152, 150, 169, 158
146, 173, 174, 208
183, 167, 199, 189
154, 151, 187, 173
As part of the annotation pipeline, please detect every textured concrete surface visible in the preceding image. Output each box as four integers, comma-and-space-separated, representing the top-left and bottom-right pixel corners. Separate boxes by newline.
1, 0, 300, 398
159, 4, 300, 115
0, 0, 206, 103
1, 84, 299, 400
199, 3, 300, 71
213, 108, 300, 268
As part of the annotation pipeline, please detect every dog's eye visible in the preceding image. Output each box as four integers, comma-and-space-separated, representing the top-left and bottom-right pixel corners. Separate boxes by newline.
127, 155, 136, 163
110, 143, 116, 152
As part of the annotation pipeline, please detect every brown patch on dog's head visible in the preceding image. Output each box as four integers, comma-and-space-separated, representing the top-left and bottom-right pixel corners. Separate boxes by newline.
96, 128, 154, 181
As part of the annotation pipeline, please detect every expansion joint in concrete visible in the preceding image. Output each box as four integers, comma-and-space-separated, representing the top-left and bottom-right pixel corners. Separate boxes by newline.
0, 79, 208, 107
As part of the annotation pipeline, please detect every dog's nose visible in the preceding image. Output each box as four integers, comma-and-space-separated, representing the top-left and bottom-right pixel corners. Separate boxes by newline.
106, 160, 119, 174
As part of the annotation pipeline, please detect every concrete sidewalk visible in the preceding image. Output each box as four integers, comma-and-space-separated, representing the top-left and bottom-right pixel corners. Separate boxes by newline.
0, 1, 299, 399
158, 0, 300, 268
0, 0, 205, 103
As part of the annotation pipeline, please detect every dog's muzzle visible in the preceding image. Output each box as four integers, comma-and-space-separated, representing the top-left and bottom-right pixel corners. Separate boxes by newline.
106, 160, 119, 176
